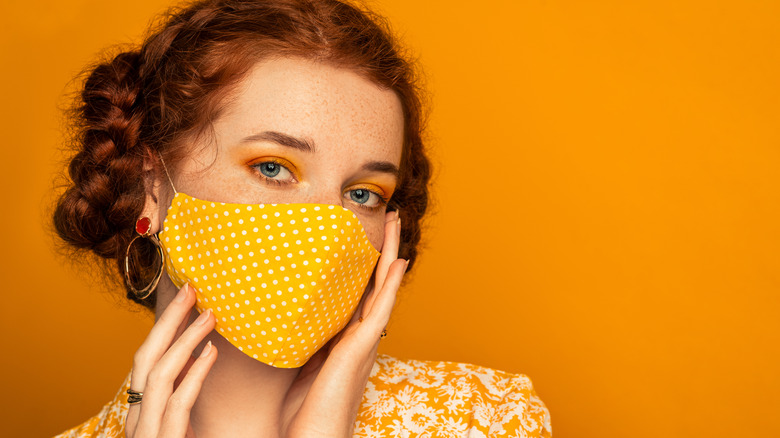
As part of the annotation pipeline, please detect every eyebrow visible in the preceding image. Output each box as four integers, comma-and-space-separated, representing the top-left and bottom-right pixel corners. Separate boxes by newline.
241, 131, 316, 153
362, 160, 400, 179
241, 130, 400, 178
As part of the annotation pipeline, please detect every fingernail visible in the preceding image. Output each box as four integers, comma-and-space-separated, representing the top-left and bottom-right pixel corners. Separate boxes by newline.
404, 259, 410, 271
194, 308, 212, 326
200, 341, 213, 358
174, 284, 189, 303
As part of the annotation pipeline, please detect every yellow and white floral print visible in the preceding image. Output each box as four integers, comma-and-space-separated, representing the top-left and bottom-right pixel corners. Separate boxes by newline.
55, 355, 552, 437
354, 356, 551, 437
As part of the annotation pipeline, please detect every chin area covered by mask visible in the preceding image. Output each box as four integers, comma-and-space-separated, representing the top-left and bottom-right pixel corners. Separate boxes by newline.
158, 192, 381, 368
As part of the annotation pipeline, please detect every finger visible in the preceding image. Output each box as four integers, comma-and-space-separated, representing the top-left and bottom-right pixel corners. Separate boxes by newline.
157, 341, 218, 437
374, 210, 400, 291
361, 258, 408, 338
363, 211, 400, 317
127, 283, 196, 434
171, 305, 196, 349
167, 310, 198, 390
173, 354, 197, 392
169, 306, 200, 391
133, 308, 215, 437
131, 284, 196, 390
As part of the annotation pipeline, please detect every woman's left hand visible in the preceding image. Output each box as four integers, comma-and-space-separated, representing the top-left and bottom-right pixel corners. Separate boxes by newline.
280, 210, 407, 437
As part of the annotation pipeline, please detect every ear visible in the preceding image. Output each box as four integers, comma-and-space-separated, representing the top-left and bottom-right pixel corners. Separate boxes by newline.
137, 150, 168, 235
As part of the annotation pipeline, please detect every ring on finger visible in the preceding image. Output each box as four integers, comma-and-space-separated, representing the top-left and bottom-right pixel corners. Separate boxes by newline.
127, 388, 144, 405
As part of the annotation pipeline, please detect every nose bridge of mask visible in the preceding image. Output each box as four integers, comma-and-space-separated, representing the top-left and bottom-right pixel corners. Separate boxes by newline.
159, 192, 380, 368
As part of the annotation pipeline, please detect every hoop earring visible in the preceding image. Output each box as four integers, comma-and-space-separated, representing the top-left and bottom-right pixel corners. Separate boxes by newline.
124, 217, 165, 300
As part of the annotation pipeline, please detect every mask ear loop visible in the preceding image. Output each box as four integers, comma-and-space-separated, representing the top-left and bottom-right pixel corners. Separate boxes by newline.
157, 152, 178, 195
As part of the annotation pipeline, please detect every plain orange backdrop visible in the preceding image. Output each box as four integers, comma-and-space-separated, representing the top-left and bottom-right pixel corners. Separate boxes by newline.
1, 0, 778, 436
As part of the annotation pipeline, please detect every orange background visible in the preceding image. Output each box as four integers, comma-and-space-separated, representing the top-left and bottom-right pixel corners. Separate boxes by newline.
1, 0, 778, 436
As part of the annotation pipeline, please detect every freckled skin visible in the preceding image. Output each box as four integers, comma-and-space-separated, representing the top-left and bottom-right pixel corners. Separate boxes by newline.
161, 56, 405, 252
137, 57, 407, 437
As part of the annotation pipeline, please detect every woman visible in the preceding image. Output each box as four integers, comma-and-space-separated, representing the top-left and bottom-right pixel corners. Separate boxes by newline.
54, 0, 552, 436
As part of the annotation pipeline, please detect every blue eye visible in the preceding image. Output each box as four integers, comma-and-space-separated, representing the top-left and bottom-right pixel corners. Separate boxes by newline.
251, 160, 295, 184
350, 189, 371, 204
345, 188, 386, 211
259, 162, 281, 178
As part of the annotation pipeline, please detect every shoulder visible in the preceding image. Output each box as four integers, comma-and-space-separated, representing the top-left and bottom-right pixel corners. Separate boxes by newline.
355, 354, 552, 437
53, 374, 130, 438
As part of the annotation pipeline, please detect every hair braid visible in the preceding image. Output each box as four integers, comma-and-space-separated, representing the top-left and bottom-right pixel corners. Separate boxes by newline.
53, 51, 158, 306
56, 51, 146, 256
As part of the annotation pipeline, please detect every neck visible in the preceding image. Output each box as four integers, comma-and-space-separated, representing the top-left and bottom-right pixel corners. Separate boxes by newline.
155, 281, 300, 438
191, 332, 300, 437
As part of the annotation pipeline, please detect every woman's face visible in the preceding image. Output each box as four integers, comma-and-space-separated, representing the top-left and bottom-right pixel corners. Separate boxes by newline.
161, 57, 405, 251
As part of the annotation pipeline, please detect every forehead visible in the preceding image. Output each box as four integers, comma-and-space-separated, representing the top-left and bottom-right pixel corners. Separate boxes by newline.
213, 56, 404, 161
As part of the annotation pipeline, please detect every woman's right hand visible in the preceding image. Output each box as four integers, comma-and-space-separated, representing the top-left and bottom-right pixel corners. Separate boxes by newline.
124, 284, 218, 437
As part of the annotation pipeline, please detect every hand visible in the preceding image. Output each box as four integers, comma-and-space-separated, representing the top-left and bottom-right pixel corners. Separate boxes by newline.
281, 210, 408, 437
125, 284, 218, 437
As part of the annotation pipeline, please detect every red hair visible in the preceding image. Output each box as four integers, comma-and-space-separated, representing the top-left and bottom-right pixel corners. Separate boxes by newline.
53, 0, 432, 308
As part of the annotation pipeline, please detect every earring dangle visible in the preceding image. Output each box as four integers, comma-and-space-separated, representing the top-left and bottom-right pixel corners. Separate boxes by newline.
124, 217, 165, 300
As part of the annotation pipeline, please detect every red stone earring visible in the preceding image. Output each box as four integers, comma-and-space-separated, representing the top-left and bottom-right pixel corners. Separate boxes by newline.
124, 217, 165, 300
135, 217, 152, 236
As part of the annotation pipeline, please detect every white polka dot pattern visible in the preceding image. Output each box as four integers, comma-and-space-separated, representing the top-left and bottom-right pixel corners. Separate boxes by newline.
158, 192, 381, 368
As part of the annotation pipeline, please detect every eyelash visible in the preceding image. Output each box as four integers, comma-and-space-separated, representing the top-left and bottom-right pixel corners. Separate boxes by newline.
351, 188, 389, 212
261, 176, 286, 187
250, 160, 389, 212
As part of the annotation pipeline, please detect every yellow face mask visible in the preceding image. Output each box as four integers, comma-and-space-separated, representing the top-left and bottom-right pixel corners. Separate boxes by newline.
158, 192, 381, 368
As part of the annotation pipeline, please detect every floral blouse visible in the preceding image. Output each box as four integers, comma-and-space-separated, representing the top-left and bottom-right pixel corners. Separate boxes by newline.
55, 354, 552, 437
